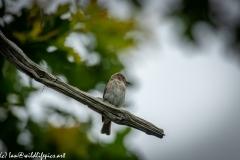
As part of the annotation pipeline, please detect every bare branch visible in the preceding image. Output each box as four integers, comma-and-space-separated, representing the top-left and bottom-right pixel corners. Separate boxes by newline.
0, 30, 165, 139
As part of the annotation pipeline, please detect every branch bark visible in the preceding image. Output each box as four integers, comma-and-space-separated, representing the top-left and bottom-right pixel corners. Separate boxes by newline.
0, 30, 165, 139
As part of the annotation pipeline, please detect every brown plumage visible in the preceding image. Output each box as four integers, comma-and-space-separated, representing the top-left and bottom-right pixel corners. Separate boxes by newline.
101, 73, 130, 135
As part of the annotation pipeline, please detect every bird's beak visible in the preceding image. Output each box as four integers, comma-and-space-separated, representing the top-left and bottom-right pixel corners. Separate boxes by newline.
126, 81, 131, 84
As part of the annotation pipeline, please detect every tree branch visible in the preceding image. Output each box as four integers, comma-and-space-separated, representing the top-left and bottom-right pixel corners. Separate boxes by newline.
0, 30, 165, 139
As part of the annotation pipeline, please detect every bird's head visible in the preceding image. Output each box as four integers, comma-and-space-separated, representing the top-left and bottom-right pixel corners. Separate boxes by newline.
110, 73, 131, 85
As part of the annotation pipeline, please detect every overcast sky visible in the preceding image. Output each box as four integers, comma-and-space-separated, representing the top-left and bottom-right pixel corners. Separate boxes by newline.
124, 18, 240, 160
9, 0, 240, 159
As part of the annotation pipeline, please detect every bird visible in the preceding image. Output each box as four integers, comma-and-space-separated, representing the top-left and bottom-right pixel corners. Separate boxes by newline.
101, 73, 130, 135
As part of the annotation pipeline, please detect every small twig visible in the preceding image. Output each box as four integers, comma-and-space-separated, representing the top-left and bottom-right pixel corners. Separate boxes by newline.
40, 85, 45, 93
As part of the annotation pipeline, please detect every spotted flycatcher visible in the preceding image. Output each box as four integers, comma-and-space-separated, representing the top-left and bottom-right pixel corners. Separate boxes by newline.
101, 73, 130, 135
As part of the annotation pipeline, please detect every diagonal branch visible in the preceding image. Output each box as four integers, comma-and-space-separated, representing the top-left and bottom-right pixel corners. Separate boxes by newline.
0, 30, 165, 139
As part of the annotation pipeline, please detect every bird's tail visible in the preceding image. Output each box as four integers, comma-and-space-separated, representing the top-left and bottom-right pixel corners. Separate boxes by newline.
101, 121, 111, 135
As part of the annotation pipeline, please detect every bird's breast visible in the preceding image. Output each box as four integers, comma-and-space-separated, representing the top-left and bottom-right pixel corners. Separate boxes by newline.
103, 80, 126, 108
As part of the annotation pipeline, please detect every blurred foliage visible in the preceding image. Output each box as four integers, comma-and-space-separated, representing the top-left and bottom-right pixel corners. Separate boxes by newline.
29, 115, 137, 160
169, 0, 240, 56
0, 0, 139, 159
132, 0, 240, 58
1, 0, 136, 91
171, 0, 214, 40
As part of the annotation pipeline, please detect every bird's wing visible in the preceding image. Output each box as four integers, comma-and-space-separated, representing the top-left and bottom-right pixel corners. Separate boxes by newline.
103, 81, 111, 99
102, 81, 110, 122
103, 84, 107, 99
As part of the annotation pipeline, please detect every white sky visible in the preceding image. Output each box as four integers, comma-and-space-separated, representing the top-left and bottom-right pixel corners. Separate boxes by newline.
123, 17, 240, 160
